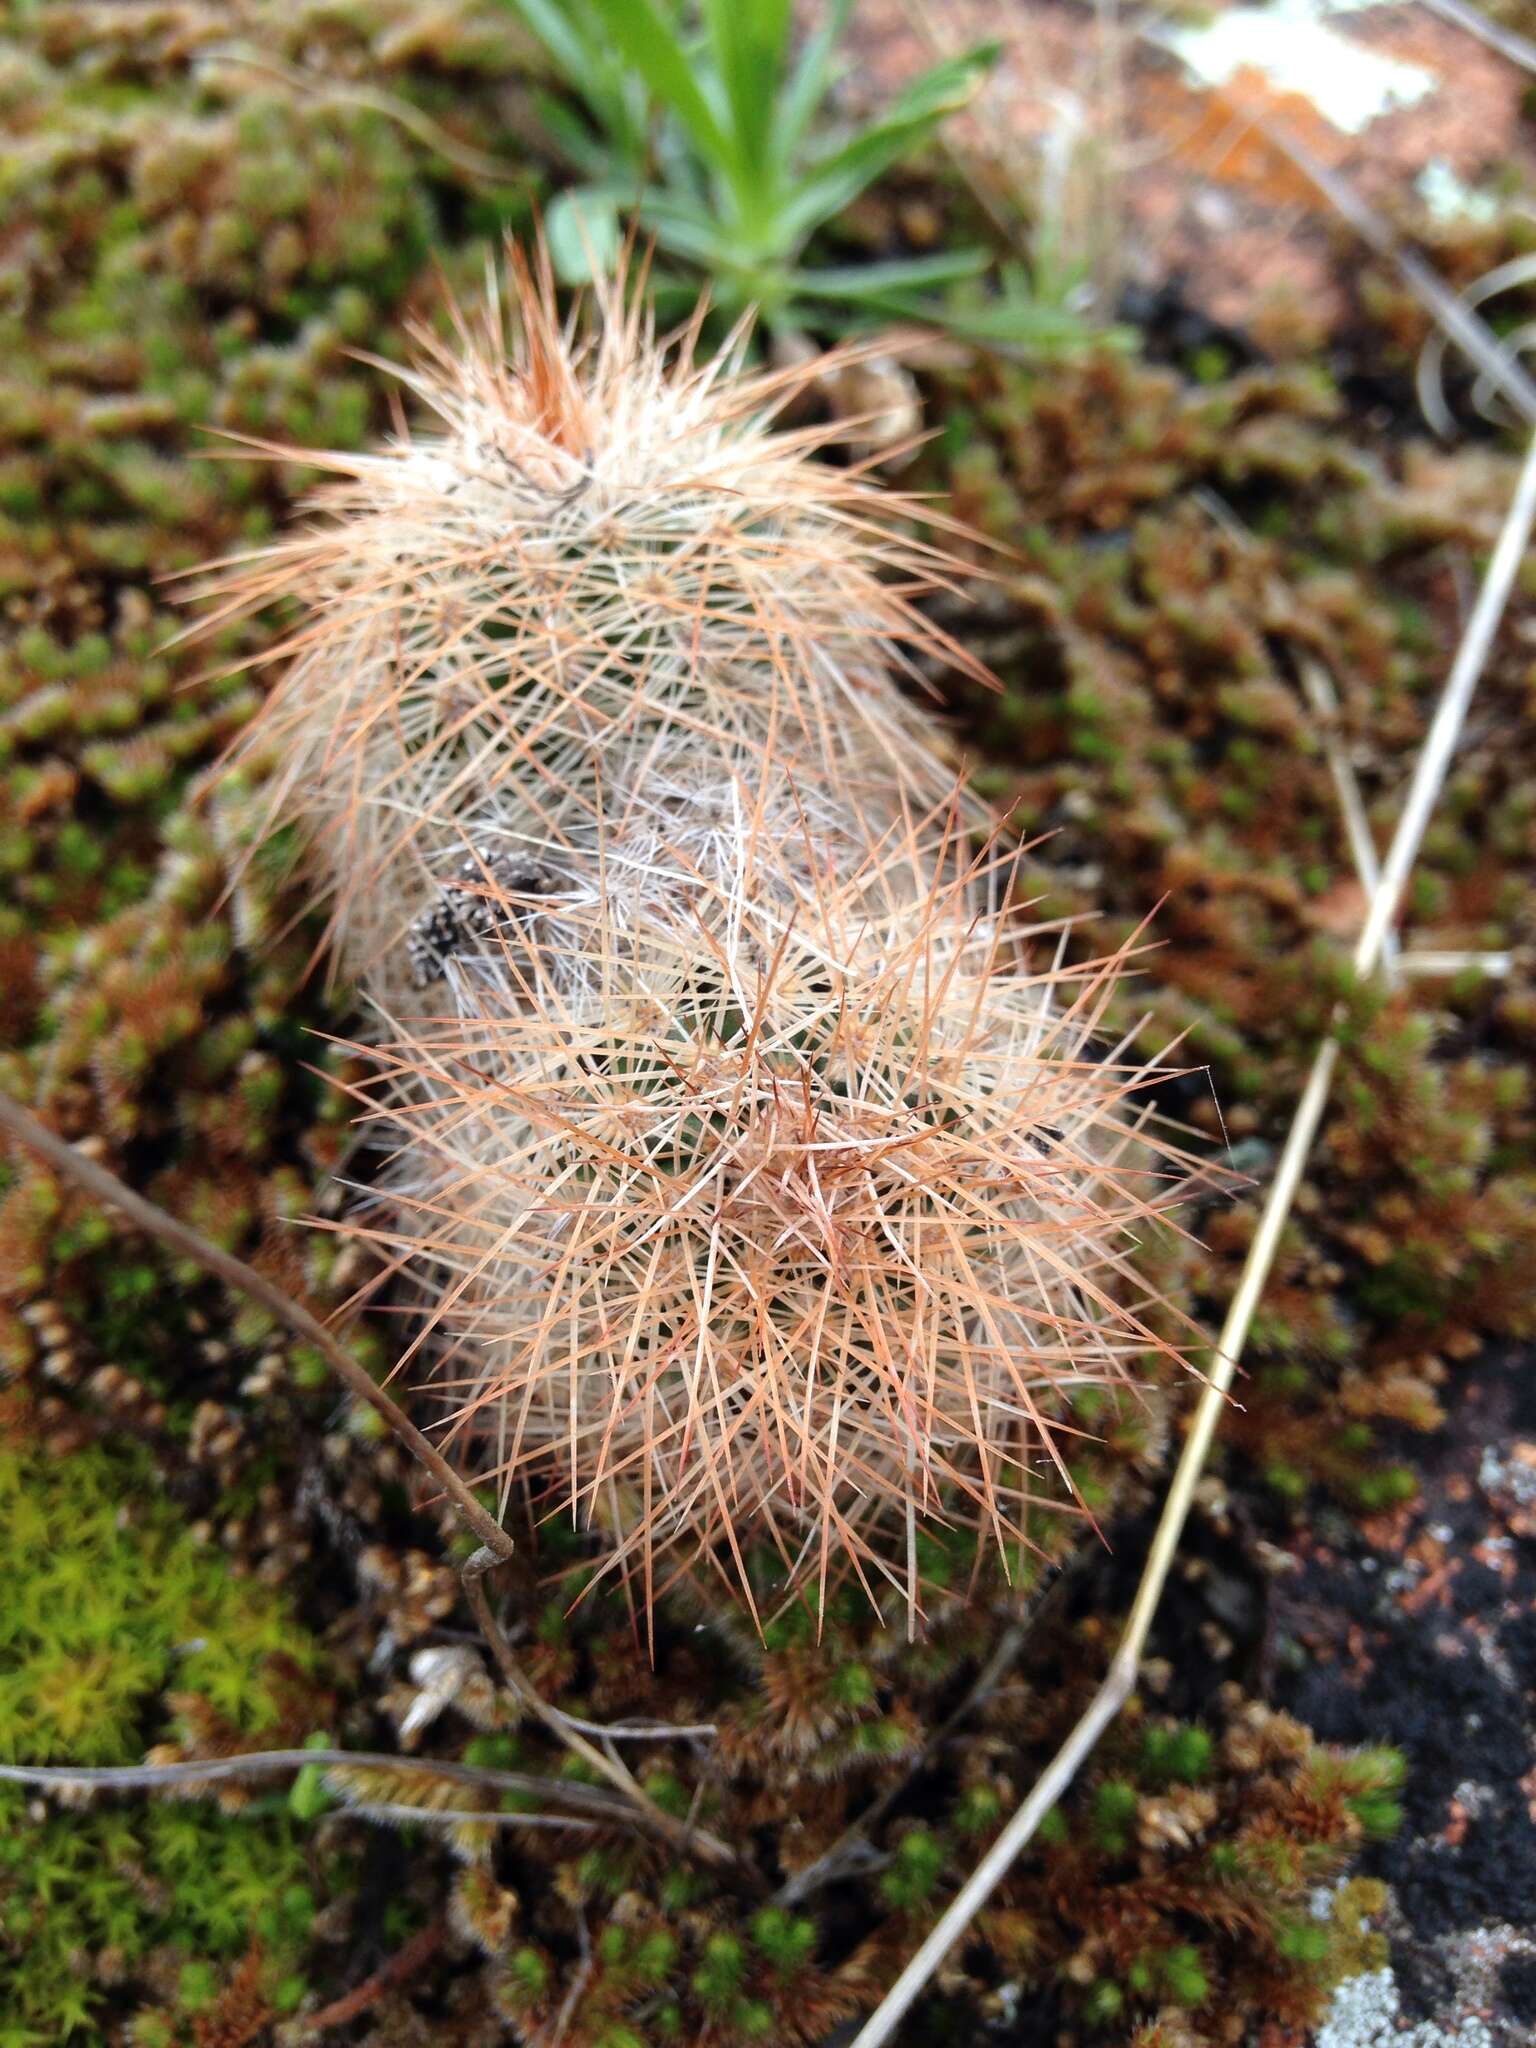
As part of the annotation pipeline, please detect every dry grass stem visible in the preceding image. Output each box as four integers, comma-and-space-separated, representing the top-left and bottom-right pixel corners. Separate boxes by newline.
847, 428, 1536, 2048
1420, 0, 1536, 73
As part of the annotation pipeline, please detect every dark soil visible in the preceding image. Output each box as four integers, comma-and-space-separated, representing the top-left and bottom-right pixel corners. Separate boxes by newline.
1270, 1345, 1536, 2034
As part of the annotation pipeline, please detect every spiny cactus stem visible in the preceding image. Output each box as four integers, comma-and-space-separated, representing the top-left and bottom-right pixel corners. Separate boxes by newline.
0, 1091, 743, 1874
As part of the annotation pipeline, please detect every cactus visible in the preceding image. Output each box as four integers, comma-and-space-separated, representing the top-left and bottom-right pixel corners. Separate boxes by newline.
201, 246, 982, 986
205, 246, 1204, 1623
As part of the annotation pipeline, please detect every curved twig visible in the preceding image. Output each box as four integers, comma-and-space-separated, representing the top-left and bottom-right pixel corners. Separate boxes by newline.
0, 1093, 512, 1556
301, 1919, 445, 2033
0, 1747, 640, 1818
194, 43, 529, 190
0, 1093, 743, 1874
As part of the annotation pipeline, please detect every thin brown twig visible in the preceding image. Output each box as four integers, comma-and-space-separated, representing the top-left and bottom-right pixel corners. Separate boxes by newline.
549, 1711, 719, 1741
459, 1543, 742, 1869
1417, 0, 1536, 73
0, 1093, 511, 1553
1133, 25, 1536, 430
0, 1091, 742, 1873
773, 1557, 1092, 1907
1254, 118, 1536, 428
195, 43, 528, 189
550, 1914, 595, 2048
1197, 509, 1500, 984
773, 1618, 1033, 1907
301, 1918, 446, 2034
1296, 654, 1393, 967
0, 1747, 640, 1819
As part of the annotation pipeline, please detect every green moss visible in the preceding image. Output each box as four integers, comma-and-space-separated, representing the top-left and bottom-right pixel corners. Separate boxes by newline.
1091, 1776, 1140, 1854
0, 1426, 330, 2036
1139, 1723, 1213, 1785
1160, 1943, 1209, 2005
878, 1827, 947, 1910
692, 1932, 746, 2010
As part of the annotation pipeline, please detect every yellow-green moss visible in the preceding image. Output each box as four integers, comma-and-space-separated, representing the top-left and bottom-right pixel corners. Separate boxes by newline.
0, 1428, 329, 2038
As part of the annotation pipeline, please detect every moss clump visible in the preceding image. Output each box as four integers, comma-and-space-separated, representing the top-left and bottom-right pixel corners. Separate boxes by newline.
0, 1426, 316, 1763
0, 1407, 332, 2038
951, 1693, 1401, 2042
0, 0, 542, 1601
